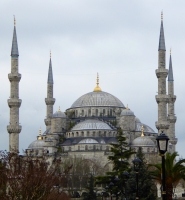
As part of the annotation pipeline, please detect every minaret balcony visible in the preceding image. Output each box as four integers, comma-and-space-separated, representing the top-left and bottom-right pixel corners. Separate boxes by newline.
170, 138, 178, 145
155, 69, 168, 78
155, 121, 170, 130
167, 115, 177, 123
7, 125, 22, 134
8, 73, 21, 82
44, 119, 51, 126
45, 98, 55, 105
7, 99, 22, 108
168, 95, 176, 103
155, 95, 169, 103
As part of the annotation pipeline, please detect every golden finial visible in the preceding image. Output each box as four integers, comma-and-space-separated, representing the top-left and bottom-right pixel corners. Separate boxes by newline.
93, 73, 102, 92
38, 128, 43, 140
50, 50, 51, 58
170, 48, 172, 55
126, 104, 129, 110
141, 125, 144, 137
161, 11, 163, 21
14, 15, 16, 26
58, 106, 61, 112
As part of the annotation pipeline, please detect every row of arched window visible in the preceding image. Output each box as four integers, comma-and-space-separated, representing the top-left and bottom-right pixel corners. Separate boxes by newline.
74, 108, 114, 117
66, 131, 116, 138
66, 145, 110, 151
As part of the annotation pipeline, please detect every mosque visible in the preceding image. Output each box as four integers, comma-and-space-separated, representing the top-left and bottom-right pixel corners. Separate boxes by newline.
7, 15, 177, 168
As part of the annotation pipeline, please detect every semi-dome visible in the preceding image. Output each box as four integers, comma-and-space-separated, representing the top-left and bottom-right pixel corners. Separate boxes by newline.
28, 140, 45, 149
120, 108, 135, 116
52, 109, 66, 118
71, 119, 112, 131
131, 136, 155, 147
70, 91, 125, 109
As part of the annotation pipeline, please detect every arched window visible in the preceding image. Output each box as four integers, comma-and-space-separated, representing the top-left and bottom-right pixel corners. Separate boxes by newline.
81, 132, 84, 137
93, 145, 96, 150
88, 109, 91, 116
110, 109, 112, 116
82, 110, 84, 116
85, 145, 88, 150
87, 132, 89, 137
93, 132, 95, 137
78, 146, 80, 151
103, 109, 105, 116
106, 146, 109, 151
76, 110, 78, 117
69, 147, 71, 151
96, 109, 98, 116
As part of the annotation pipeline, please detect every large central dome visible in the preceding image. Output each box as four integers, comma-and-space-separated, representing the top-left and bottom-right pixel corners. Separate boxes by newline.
70, 91, 125, 108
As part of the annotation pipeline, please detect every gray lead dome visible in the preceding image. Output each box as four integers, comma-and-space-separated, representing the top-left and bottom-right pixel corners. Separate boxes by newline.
71, 119, 112, 131
70, 91, 125, 108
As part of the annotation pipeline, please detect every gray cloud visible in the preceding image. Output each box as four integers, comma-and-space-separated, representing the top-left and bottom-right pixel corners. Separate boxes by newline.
0, 0, 184, 157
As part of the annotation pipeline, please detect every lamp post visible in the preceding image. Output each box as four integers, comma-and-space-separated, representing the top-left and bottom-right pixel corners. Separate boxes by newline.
156, 131, 169, 200
122, 171, 129, 199
109, 182, 114, 200
133, 157, 142, 200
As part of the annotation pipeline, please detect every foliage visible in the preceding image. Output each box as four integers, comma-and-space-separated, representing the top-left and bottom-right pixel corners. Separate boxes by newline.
150, 151, 185, 200
126, 147, 157, 200
68, 121, 76, 130
84, 174, 97, 200
0, 151, 70, 200
96, 128, 134, 199
61, 156, 103, 196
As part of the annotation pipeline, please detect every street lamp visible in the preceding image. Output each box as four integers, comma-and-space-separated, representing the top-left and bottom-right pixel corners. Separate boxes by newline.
122, 171, 129, 199
133, 157, 142, 200
156, 131, 169, 200
109, 182, 114, 200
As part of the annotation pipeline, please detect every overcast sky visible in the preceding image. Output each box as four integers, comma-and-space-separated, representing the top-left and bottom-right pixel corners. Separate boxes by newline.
0, 0, 185, 157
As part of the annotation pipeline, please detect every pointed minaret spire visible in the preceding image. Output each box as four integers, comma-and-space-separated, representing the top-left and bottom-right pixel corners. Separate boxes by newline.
11, 16, 19, 57
168, 49, 174, 81
45, 52, 55, 130
158, 11, 166, 51
47, 51, 53, 84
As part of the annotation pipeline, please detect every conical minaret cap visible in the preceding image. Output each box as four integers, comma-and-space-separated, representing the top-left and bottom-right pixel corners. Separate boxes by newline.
158, 12, 166, 51
11, 17, 19, 57
47, 52, 54, 84
168, 50, 174, 81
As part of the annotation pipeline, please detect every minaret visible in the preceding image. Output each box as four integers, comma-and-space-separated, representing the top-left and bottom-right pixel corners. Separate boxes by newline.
167, 50, 177, 152
7, 18, 22, 152
155, 13, 169, 133
44, 52, 55, 130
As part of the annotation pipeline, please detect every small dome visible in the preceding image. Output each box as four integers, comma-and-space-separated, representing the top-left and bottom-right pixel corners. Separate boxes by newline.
107, 137, 117, 144
52, 110, 66, 118
135, 117, 141, 123
28, 140, 45, 149
131, 136, 155, 147
71, 119, 112, 131
79, 138, 99, 144
120, 108, 135, 116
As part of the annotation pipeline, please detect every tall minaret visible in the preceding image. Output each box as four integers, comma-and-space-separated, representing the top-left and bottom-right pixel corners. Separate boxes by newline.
44, 52, 55, 130
7, 18, 22, 152
155, 13, 169, 133
167, 50, 177, 152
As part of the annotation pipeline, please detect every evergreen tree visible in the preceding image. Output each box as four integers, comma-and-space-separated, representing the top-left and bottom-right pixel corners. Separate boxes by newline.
84, 174, 97, 200
96, 128, 134, 199
127, 147, 157, 200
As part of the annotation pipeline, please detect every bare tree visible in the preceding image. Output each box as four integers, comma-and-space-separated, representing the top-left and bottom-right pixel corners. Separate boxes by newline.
0, 151, 70, 200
